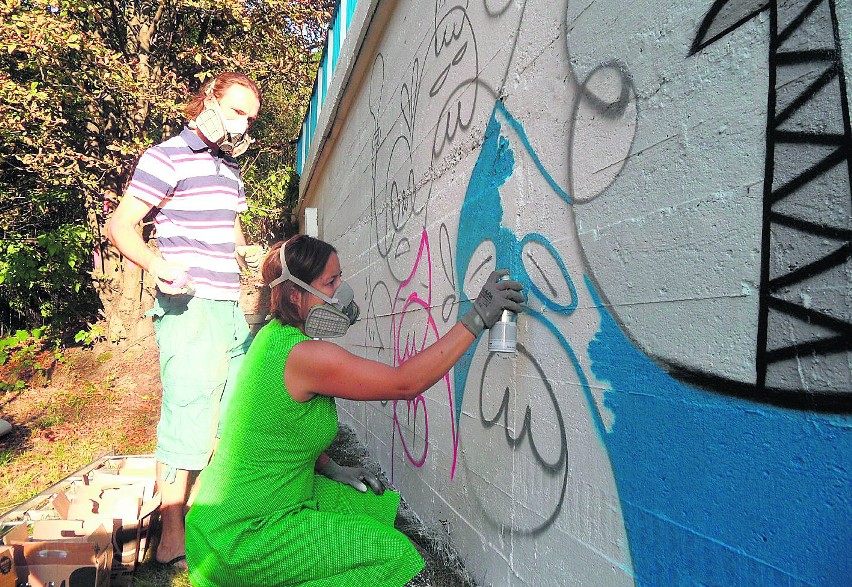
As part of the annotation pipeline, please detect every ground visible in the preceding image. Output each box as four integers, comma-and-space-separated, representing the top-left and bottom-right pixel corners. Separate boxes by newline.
0, 283, 476, 586
0, 334, 161, 511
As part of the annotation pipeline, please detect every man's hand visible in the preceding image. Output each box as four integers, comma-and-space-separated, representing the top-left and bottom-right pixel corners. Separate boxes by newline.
317, 459, 384, 494
236, 245, 264, 271
149, 257, 192, 295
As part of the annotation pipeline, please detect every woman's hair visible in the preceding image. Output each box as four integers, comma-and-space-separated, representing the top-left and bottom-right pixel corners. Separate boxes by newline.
184, 72, 261, 121
263, 234, 337, 327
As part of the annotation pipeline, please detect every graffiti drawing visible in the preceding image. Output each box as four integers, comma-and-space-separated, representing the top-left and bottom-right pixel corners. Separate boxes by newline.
344, 0, 851, 584
568, 0, 851, 408
453, 101, 631, 578
691, 0, 852, 404
389, 229, 460, 479
366, 0, 526, 480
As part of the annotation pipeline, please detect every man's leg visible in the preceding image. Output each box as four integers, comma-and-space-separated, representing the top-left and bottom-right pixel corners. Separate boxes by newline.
150, 296, 226, 567
155, 462, 190, 566
217, 305, 253, 438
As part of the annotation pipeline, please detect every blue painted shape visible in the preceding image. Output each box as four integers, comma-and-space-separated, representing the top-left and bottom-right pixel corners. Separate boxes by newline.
588, 276, 852, 586
454, 102, 516, 423
454, 101, 572, 424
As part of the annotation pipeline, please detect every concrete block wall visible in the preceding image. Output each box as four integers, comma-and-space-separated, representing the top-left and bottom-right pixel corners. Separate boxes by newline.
297, 1, 851, 585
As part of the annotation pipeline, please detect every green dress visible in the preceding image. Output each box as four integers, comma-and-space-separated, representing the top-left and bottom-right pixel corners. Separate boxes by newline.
185, 320, 424, 586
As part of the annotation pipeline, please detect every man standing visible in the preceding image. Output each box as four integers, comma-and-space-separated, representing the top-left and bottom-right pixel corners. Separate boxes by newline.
108, 72, 263, 568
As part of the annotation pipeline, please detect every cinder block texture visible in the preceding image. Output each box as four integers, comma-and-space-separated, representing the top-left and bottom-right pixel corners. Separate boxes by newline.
300, 1, 851, 585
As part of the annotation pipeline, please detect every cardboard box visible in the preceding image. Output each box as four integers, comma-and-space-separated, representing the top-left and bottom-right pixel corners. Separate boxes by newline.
86, 470, 155, 502
133, 496, 159, 567
55, 486, 144, 520
102, 456, 159, 566
52, 485, 160, 586
2, 521, 112, 587
0, 545, 16, 587
89, 456, 156, 480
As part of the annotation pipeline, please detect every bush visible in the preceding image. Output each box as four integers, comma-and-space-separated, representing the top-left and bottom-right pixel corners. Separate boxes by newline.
0, 327, 61, 393
0, 221, 101, 339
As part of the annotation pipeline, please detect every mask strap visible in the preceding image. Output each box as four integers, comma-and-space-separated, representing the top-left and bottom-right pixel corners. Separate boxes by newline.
202, 78, 230, 116
203, 93, 223, 114
268, 244, 339, 305
203, 79, 215, 106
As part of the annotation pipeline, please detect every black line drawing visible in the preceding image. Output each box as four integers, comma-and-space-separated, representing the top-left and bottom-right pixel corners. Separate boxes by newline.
690, 0, 851, 401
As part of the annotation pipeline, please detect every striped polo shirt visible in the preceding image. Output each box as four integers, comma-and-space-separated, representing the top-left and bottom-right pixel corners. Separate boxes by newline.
126, 127, 247, 301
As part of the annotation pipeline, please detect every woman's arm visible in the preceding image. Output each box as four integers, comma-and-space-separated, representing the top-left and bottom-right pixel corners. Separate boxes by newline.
285, 321, 476, 402
314, 452, 384, 494
284, 270, 524, 403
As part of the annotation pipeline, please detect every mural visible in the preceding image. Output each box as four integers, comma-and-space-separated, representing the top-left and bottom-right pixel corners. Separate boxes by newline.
320, 0, 851, 584
691, 0, 852, 399
569, 0, 851, 406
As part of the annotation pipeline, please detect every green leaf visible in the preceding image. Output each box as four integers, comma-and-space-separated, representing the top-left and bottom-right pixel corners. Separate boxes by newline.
0, 0, 333, 338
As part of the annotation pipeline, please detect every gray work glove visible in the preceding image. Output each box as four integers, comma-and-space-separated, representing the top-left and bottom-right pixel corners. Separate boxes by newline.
460, 269, 524, 337
236, 245, 264, 271
149, 257, 193, 295
317, 459, 385, 495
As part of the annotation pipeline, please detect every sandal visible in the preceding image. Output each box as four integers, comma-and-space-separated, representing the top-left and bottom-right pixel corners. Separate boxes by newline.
159, 554, 188, 570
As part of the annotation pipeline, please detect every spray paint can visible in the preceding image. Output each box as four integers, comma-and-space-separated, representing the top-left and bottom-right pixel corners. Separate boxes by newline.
489, 276, 518, 353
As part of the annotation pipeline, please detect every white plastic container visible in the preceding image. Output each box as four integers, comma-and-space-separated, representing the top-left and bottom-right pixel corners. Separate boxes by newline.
489, 308, 518, 353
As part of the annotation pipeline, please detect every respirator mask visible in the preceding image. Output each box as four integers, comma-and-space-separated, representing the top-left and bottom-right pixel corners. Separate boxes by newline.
192, 81, 254, 157
268, 246, 360, 339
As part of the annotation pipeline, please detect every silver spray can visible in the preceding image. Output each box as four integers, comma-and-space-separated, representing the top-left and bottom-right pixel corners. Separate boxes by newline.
489, 276, 518, 353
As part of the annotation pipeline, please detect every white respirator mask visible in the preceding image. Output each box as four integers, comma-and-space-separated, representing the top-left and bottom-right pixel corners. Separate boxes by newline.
191, 81, 254, 157
268, 246, 360, 339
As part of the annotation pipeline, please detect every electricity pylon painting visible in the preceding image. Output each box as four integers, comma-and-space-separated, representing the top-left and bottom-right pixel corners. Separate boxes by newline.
691, 0, 851, 408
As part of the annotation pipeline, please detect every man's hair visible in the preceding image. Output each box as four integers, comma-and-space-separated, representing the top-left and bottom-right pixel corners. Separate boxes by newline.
184, 71, 261, 120
263, 235, 337, 327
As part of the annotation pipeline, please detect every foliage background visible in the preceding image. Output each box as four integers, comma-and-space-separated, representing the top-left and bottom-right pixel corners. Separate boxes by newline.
0, 0, 334, 342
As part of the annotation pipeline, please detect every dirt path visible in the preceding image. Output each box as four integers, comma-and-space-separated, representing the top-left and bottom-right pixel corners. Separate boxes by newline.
0, 335, 161, 511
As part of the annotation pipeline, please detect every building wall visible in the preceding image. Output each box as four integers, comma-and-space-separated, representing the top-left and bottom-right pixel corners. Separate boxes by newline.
298, 1, 851, 585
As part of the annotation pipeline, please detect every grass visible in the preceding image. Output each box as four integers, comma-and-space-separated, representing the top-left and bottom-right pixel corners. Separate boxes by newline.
0, 393, 154, 512
0, 434, 135, 512
0, 339, 157, 513
2, 419, 477, 586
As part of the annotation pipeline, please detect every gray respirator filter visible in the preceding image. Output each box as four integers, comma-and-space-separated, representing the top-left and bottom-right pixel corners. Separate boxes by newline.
303, 282, 360, 339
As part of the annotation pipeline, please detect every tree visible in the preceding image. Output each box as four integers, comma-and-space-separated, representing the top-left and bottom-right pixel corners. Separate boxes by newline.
0, 0, 333, 342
